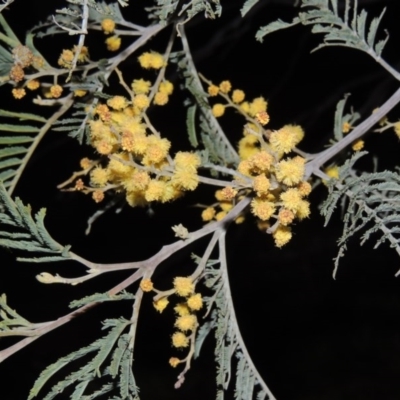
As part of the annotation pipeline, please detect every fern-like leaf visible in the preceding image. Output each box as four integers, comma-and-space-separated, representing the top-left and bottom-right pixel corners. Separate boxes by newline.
256, 0, 389, 57
321, 153, 400, 278
69, 291, 135, 309
0, 183, 71, 261
201, 232, 276, 400
29, 318, 130, 400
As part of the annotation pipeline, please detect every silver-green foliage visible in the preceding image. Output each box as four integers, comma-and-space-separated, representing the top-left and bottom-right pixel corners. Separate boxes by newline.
321, 152, 400, 278
28, 318, 138, 400
0, 293, 32, 335
0, 183, 71, 262
256, 0, 388, 57
147, 0, 222, 24
198, 237, 273, 400
69, 291, 135, 309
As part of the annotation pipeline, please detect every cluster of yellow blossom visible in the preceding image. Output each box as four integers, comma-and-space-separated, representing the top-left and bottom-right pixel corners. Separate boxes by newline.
208, 79, 269, 124
99, 18, 121, 51
139, 275, 203, 369
72, 88, 195, 206
10, 44, 44, 99
201, 188, 245, 224
64, 51, 178, 204
203, 77, 312, 247
58, 46, 89, 69
239, 123, 311, 247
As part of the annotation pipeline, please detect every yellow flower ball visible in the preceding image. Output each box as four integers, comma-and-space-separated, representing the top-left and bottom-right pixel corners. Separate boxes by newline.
212, 104, 225, 118
173, 277, 194, 297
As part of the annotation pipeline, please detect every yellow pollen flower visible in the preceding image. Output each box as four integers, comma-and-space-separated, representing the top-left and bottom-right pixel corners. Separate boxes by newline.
270, 124, 304, 154
174, 276, 194, 297
105, 36, 121, 51
342, 121, 352, 133
174, 303, 190, 316
248, 97, 267, 117
278, 208, 295, 226
75, 179, 84, 191
208, 84, 219, 96
90, 167, 108, 187
175, 314, 197, 331
92, 190, 104, 203
131, 79, 151, 95
253, 175, 270, 196
280, 188, 302, 212
145, 180, 167, 202
159, 80, 174, 95
73, 45, 89, 63
169, 357, 181, 368
273, 225, 292, 247
172, 168, 199, 191
154, 297, 169, 313
220, 186, 237, 201
128, 171, 151, 191
219, 80, 231, 93
172, 332, 189, 348
201, 207, 216, 222
248, 150, 273, 173
96, 140, 113, 155
80, 158, 92, 170
140, 279, 154, 292
296, 200, 311, 220
232, 89, 245, 103
133, 94, 150, 110
237, 160, 252, 176
275, 156, 305, 186
12, 88, 26, 99
58, 49, 74, 68
251, 198, 275, 221
212, 103, 225, 117
50, 85, 63, 99
138, 51, 165, 69
323, 165, 340, 184
154, 91, 169, 106
74, 89, 86, 97
107, 96, 128, 110
174, 152, 201, 171
101, 18, 116, 34
352, 139, 364, 151
220, 201, 233, 212
187, 293, 203, 311
238, 134, 259, 160
297, 181, 312, 197
26, 80, 40, 90
240, 101, 250, 114
256, 111, 270, 125
9, 64, 24, 82
215, 211, 227, 221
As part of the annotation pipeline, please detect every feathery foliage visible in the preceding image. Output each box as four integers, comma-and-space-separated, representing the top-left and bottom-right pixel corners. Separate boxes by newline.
69, 291, 135, 309
0, 183, 71, 262
28, 318, 133, 400
256, 0, 389, 58
200, 234, 273, 400
0, 109, 47, 189
0, 293, 32, 335
321, 152, 400, 278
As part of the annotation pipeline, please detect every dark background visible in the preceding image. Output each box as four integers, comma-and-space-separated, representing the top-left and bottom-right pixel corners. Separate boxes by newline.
2, 0, 400, 399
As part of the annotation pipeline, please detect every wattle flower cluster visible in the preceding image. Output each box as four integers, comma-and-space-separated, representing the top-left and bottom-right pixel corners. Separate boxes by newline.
203, 78, 312, 247
68, 57, 201, 206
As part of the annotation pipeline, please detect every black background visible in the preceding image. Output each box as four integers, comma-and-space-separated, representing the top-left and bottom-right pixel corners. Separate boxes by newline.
2, 1, 400, 399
